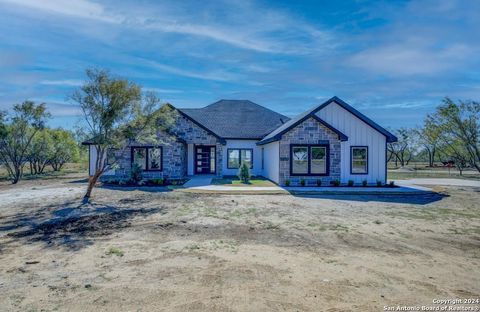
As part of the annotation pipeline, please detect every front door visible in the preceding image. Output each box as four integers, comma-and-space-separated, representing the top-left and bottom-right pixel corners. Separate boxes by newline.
195, 145, 216, 174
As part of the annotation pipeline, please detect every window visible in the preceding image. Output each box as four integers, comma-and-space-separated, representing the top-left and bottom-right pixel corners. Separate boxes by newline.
290, 144, 329, 176
351, 146, 368, 174
310, 146, 327, 174
131, 146, 162, 171
227, 148, 253, 169
292, 146, 308, 174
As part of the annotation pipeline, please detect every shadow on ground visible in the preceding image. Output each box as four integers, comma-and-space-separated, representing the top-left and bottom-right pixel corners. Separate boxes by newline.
2, 202, 164, 251
99, 185, 174, 193
293, 192, 449, 205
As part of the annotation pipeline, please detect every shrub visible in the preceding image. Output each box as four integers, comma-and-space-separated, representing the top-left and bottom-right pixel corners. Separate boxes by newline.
332, 179, 340, 187
284, 179, 290, 186
389, 181, 395, 187
347, 180, 354, 187
316, 179, 322, 186
130, 163, 143, 184
300, 178, 305, 186
362, 180, 368, 187
150, 178, 164, 185
237, 161, 251, 183
106, 247, 124, 257
376, 180, 382, 187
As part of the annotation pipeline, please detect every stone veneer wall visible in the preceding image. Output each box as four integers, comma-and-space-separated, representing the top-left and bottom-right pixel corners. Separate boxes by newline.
104, 113, 223, 180
170, 114, 223, 177
105, 133, 186, 180
278, 117, 341, 186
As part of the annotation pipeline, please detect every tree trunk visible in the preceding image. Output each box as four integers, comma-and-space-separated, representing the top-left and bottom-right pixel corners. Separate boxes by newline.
432, 148, 436, 167
83, 170, 102, 202
12, 166, 21, 184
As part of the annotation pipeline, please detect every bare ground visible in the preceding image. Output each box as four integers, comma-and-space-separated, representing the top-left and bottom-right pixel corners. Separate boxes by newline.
0, 178, 479, 311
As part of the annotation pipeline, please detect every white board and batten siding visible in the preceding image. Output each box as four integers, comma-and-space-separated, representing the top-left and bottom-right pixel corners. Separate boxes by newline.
315, 102, 387, 184
261, 141, 280, 184
88, 145, 115, 176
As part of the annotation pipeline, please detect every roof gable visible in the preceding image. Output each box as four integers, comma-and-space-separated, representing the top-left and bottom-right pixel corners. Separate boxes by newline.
257, 96, 397, 145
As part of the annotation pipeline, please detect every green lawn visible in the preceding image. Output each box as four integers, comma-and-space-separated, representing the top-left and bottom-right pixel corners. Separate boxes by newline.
211, 176, 276, 187
388, 170, 480, 180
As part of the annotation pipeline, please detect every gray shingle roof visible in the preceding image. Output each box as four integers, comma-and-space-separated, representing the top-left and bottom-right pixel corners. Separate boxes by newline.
178, 100, 290, 139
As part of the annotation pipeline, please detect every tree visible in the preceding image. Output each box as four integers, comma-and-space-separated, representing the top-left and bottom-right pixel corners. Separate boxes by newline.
387, 128, 418, 167
71, 69, 173, 201
426, 97, 480, 172
237, 161, 251, 183
0, 101, 49, 183
415, 124, 440, 167
49, 129, 80, 171
27, 129, 53, 175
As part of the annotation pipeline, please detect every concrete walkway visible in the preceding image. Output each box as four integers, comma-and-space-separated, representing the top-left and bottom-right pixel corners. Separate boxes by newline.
395, 178, 480, 188
183, 175, 214, 188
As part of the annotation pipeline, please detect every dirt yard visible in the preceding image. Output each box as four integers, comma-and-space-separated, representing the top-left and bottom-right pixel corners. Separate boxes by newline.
0, 177, 479, 311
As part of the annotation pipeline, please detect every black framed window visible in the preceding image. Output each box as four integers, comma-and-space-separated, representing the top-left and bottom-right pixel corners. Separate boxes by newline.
351, 146, 368, 174
131, 146, 162, 171
227, 148, 253, 169
310, 146, 327, 174
290, 144, 329, 176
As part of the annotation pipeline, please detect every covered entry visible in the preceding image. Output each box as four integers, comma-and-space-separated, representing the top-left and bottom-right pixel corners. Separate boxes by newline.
194, 145, 216, 174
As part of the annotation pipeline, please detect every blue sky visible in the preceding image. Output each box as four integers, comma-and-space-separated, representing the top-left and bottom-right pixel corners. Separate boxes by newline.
0, 0, 478, 130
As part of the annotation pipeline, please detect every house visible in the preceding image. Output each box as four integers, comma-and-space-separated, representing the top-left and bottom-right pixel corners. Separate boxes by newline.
84, 96, 397, 186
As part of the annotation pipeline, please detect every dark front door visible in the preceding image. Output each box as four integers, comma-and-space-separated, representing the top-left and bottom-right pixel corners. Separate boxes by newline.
195, 145, 216, 174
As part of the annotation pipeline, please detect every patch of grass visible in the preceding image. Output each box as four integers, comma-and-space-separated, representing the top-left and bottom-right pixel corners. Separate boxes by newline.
227, 207, 258, 218
202, 207, 219, 218
187, 244, 200, 251
448, 227, 480, 235
388, 170, 480, 181
212, 176, 276, 187
329, 224, 349, 232
264, 221, 280, 230
387, 208, 479, 221
106, 247, 124, 257
306, 223, 327, 231
209, 240, 238, 252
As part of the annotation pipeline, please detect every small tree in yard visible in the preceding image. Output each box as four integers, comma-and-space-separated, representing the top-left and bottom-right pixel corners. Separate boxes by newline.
27, 129, 53, 175
49, 129, 80, 171
237, 161, 251, 183
0, 101, 49, 183
72, 68, 175, 201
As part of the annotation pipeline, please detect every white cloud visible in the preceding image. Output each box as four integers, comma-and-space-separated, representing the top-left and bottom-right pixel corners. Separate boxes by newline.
347, 43, 474, 76
40, 79, 83, 86
0, 0, 119, 22
143, 87, 183, 94
139, 58, 241, 82
0, 0, 332, 54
